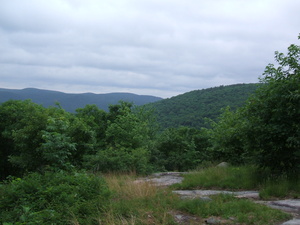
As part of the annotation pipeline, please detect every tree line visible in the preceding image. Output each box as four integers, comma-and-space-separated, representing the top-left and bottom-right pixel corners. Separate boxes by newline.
0, 35, 299, 180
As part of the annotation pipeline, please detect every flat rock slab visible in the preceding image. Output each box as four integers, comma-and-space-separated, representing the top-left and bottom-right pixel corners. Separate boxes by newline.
172, 190, 260, 199
273, 200, 300, 209
135, 173, 300, 224
257, 199, 300, 214
134, 172, 186, 186
281, 219, 300, 225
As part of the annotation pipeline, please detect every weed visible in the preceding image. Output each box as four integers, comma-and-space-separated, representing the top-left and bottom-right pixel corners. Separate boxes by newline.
260, 177, 300, 200
176, 194, 291, 224
173, 165, 258, 190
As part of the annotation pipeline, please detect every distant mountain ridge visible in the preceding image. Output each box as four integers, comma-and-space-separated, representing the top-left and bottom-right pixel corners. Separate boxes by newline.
146, 83, 261, 129
0, 88, 163, 112
1, 84, 261, 129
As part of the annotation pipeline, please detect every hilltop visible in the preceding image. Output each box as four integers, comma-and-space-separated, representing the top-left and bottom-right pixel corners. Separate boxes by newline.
147, 83, 261, 128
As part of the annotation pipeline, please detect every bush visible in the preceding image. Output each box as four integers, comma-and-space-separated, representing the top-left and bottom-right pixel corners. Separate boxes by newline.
84, 147, 151, 174
0, 171, 111, 225
153, 127, 209, 171
240, 37, 300, 176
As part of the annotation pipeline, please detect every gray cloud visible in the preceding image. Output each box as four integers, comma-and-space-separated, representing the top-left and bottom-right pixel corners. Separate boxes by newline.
0, 0, 299, 98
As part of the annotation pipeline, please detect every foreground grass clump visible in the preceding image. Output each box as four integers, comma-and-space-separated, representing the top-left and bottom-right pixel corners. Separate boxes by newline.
172, 165, 300, 199
259, 177, 300, 199
0, 171, 111, 225
176, 194, 291, 225
173, 165, 259, 190
102, 173, 179, 224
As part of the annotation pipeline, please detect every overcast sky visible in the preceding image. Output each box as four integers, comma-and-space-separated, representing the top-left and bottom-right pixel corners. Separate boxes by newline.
0, 0, 299, 98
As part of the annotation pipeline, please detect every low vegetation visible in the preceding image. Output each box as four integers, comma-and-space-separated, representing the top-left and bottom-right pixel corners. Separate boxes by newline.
177, 194, 291, 225
0, 171, 111, 225
0, 171, 292, 225
173, 165, 300, 200
102, 173, 178, 224
173, 165, 259, 190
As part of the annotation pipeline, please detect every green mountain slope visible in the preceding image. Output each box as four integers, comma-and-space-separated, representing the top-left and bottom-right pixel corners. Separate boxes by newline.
147, 83, 261, 129
0, 88, 162, 112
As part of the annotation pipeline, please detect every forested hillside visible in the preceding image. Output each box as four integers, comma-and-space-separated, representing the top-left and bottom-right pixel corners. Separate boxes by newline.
147, 83, 261, 128
0, 88, 162, 112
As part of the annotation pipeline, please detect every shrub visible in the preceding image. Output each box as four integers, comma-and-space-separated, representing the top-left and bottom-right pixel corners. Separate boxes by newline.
84, 147, 151, 174
0, 171, 111, 225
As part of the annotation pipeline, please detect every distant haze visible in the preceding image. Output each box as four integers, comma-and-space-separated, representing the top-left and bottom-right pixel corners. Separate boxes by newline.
0, 88, 162, 112
0, 0, 299, 97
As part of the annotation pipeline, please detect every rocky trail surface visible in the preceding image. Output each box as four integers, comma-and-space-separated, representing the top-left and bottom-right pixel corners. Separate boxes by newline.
136, 172, 300, 225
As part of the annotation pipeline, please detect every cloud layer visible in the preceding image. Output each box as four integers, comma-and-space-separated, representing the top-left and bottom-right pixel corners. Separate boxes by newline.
0, 0, 299, 97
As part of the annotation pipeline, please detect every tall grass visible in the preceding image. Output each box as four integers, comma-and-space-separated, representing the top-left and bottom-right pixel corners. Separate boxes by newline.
100, 173, 179, 225
172, 165, 300, 199
173, 165, 259, 190
260, 177, 300, 199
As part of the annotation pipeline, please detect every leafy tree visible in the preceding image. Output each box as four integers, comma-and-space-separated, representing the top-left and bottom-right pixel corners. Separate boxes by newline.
207, 107, 247, 165
75, 104, 107, 148
0, 100, 48, 178
0, 100, 99, 177
84, 101, 155, 174
242, 35, 300, 176
154, 127, 209, 171
38, 116, 77, 171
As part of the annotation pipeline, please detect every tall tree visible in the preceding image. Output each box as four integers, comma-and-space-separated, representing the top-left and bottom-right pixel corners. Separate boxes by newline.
242, 35, 300, 175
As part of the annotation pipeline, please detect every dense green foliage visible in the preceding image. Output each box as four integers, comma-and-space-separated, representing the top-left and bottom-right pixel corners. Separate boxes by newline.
208, 35, 300, 176
147, 83, 260, 129
0, 100, 96, 179
0, 171, 110, 225
0, 100, 212, 178
242, 42, 300, 175
152, 127, 210, 171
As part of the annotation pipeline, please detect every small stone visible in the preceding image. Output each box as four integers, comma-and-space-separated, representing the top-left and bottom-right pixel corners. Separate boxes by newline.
205, 217, 221, 224
216, 162, 229, 168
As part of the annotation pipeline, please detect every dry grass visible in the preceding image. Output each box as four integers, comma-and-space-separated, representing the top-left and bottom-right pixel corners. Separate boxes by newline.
99, 173, 177, 225
97, 210, 138, 225
104, 173, 157, 199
